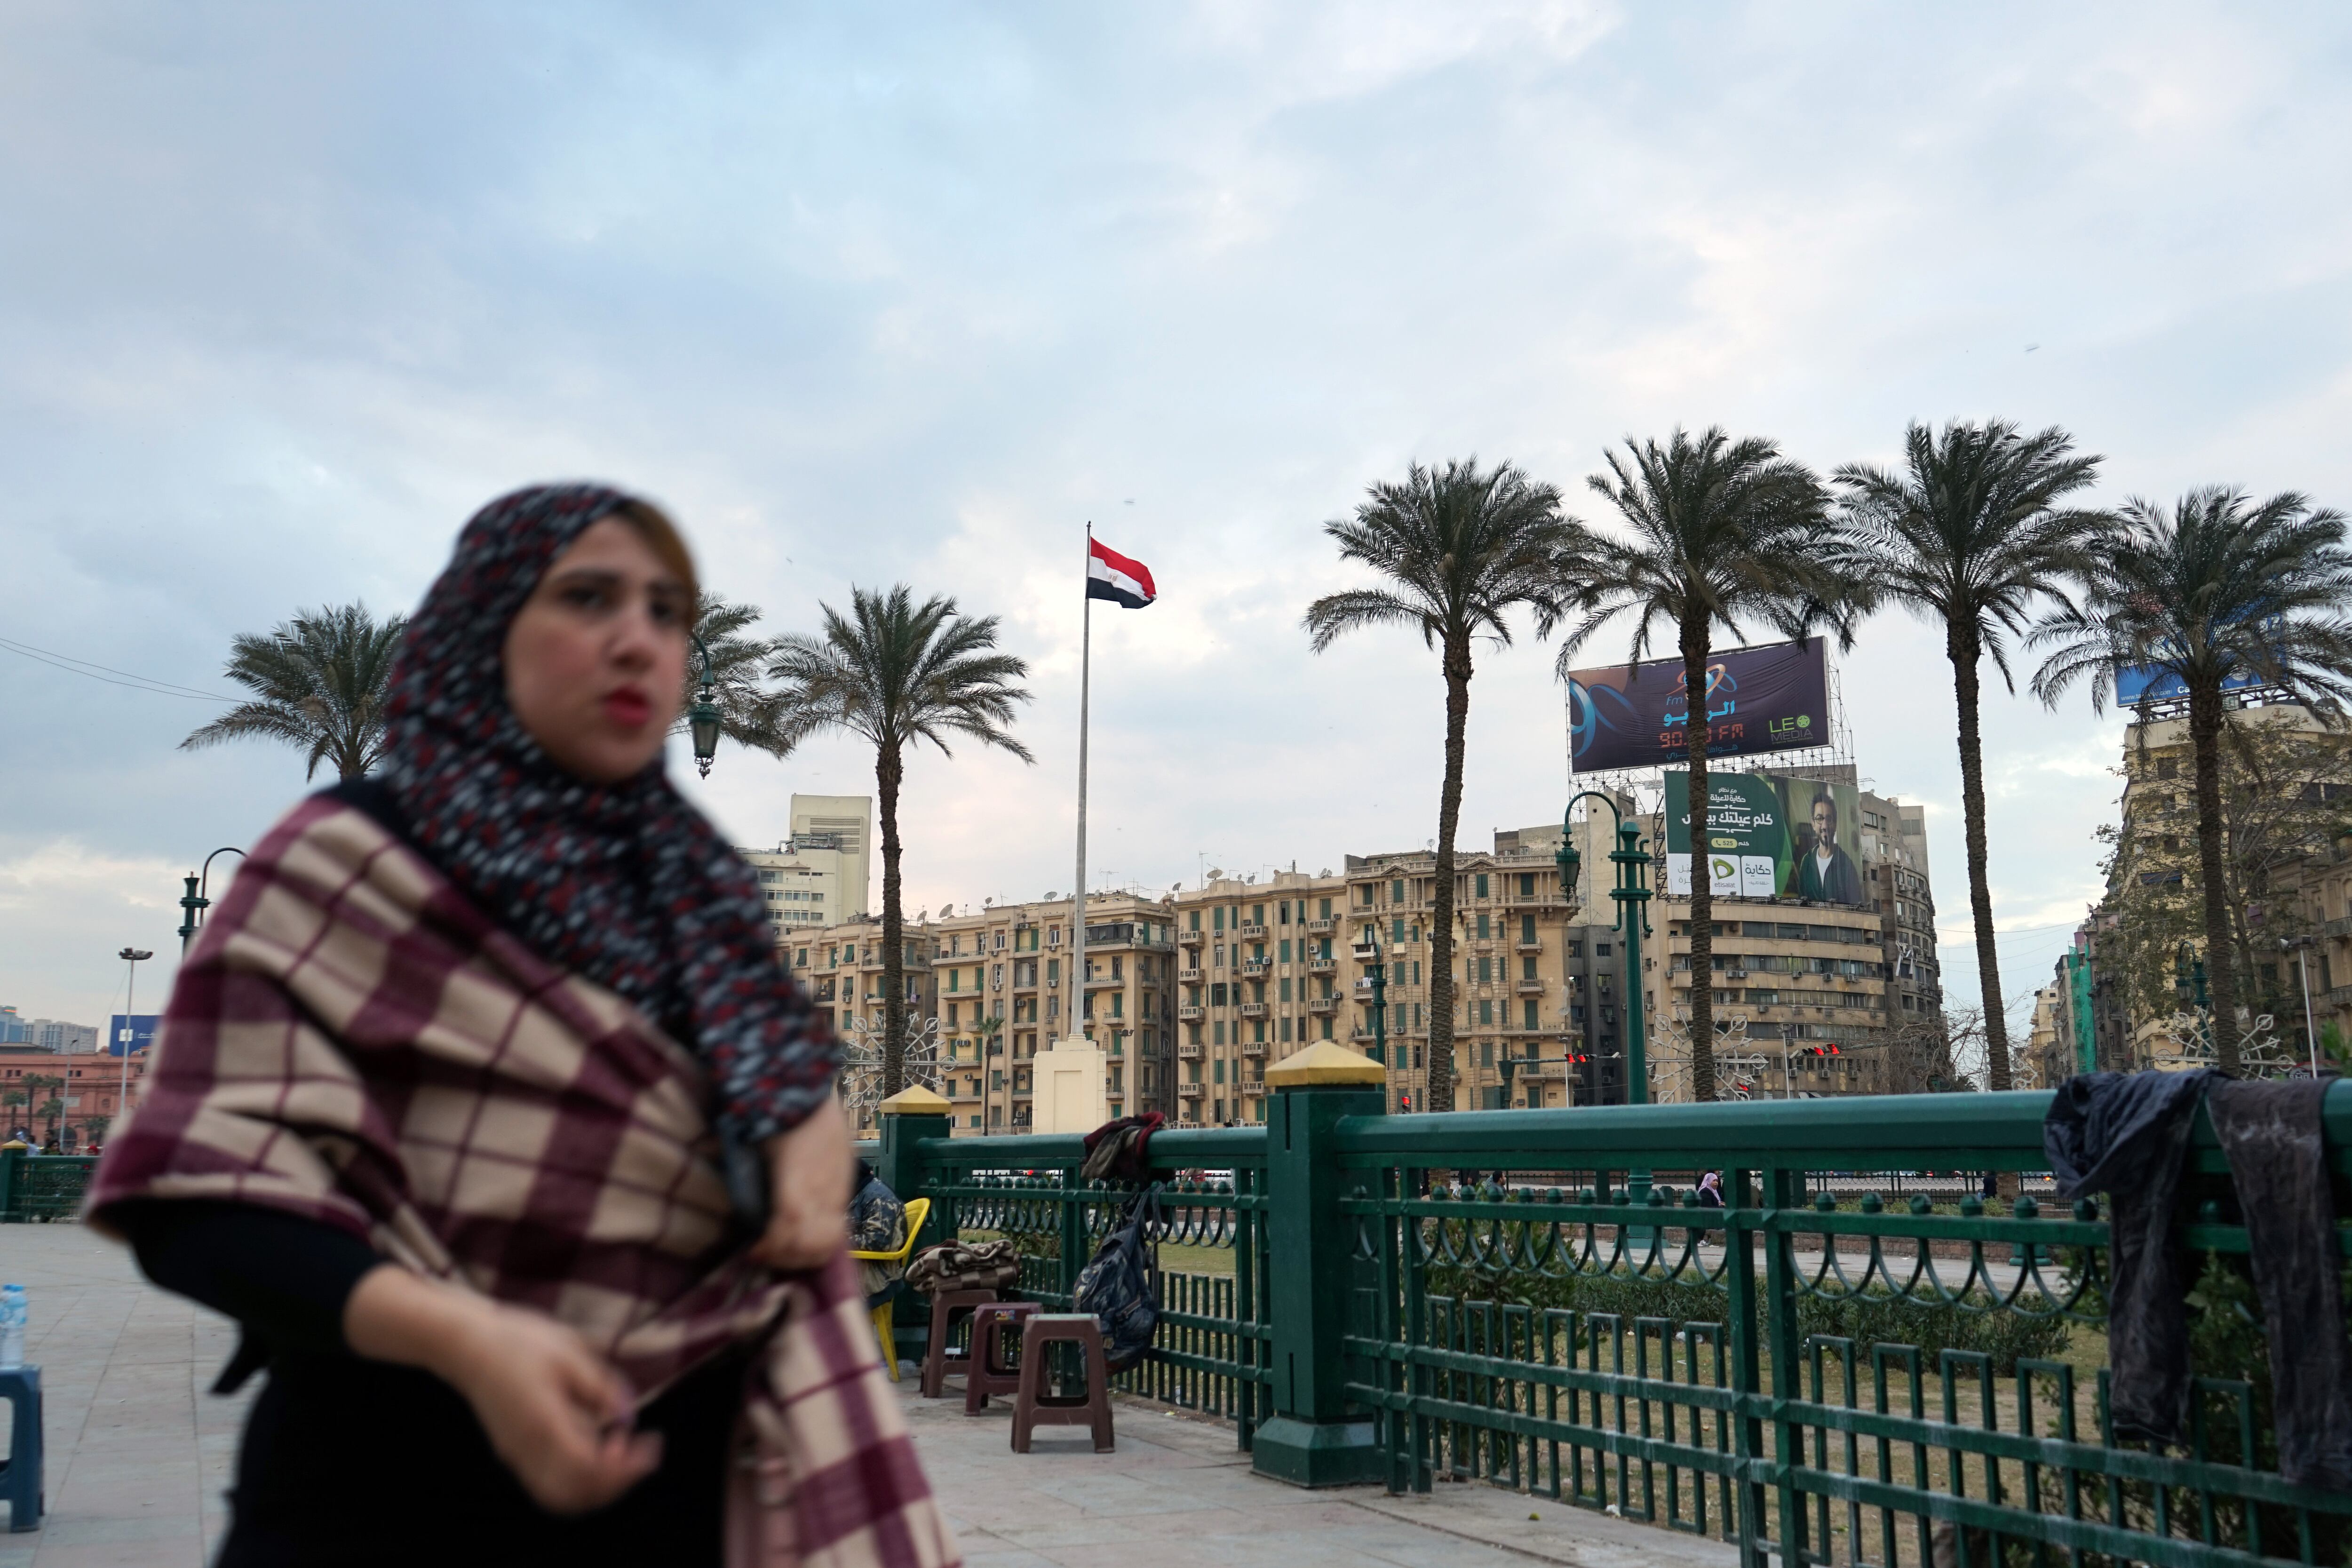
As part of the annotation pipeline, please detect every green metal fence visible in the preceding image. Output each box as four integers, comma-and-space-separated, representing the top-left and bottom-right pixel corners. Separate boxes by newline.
0, 1149, 98, 1222
879, 1078, 2352, 1568
888, 1125, 1275, 1439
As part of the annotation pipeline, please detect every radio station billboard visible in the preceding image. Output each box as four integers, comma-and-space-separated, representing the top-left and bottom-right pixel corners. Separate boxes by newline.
1566, 637, 1829, 773
1663, 770, 1866, 907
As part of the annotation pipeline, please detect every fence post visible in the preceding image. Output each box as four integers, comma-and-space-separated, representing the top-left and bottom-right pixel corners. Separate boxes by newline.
1252, 1042, 1386, 1488
874, 1086, 953, 1250
0, 1143, 21, 1223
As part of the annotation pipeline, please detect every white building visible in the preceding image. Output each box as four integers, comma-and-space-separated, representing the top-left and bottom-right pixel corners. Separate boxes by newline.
741, 794, 875, 946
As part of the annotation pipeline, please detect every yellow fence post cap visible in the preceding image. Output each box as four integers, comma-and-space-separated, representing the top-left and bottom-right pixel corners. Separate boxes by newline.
1263, 1040, 1388, 1088
876, 1084, 954, 1116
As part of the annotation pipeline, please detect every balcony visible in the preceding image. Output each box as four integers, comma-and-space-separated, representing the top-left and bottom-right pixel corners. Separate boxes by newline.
1241, 958, 1271, 977
1308, 917, 1337, 934
1351, 942, 1380, 961
1237, 923, 1268, 942
1241, 1040, 1266, 1057
1515, 939, 1544, 954
1515, 978, 1545, 995
1177, 1082, 1204, 1098
1239, 1002, 1268, 1019
1307, 956, 1337, 973
1308, 995, 1338, 1014
1178, 1043, 1204, 1059
1178, 928, 1206, 948
1177, 1005, 1204, 1022
1178, 967, 1203, 984
1240, 1080, 1269, 1095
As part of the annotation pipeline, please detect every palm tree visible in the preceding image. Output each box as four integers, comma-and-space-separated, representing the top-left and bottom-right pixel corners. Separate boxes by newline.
683, 595, 797, 758
1556, 428, 1839, 1102
181, 604, 406, 780
769, 586, 1033, 1095
24, 1073, 65, 1146
1304, 459, 1574, 1114
0, 1086, 25, 1138
2030, 488, 2352, 1072
1828, 421, 2108, 1092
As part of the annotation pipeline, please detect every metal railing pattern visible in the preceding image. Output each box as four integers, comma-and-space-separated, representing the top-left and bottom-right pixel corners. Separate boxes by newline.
0, 1150, 98, 1222
1326, 1092, 2352, 1567
912, 1128, 1274, 1441
887, 1087, 2352, 1567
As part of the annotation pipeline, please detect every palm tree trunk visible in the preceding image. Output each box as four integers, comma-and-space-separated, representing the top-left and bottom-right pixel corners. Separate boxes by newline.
1950, 631, 2012, 1091
878, 738, 907, 1098
1682, 622, 1715, 1102
2187, 681, 2241, 1071
1426, 633, 1472, 1114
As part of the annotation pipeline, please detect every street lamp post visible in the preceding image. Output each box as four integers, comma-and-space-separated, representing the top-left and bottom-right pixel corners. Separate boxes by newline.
1556, 793, 1653, 1106
115, 947, 153, 1145
177, 847, 247, 957
1366, 936, 1388, 1075
688, 632, 723, 779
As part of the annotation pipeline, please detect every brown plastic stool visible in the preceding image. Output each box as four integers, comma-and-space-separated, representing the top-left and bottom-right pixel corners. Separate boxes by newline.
918, 1289, 1001, 1399
1010, 1313, 1115, 1453
964, 1301, 1043, 1414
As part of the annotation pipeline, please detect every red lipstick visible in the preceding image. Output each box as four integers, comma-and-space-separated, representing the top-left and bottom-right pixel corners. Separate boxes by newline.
602, 689, 652, 726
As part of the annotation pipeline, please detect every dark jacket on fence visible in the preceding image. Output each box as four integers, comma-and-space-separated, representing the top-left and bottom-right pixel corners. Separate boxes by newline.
2047, 1071, 2352, 1490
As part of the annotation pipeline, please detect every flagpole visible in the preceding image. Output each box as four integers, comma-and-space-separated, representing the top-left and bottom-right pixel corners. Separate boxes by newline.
1071, 523, 1092, 1060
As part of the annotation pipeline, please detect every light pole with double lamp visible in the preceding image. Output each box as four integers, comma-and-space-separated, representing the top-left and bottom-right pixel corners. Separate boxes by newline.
1555, 792, 1653, 1106
176, 846, 248, 957
115, 947, 153, 1143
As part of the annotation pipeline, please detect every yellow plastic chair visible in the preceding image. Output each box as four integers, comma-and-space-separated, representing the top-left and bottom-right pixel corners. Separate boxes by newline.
852, 1196, 930, 1381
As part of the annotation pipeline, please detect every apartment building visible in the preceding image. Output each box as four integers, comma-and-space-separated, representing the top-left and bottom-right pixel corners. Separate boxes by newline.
1167, 870, 1352, 1127
741, 795, 875, 945
0, 1015, 99, 1052
786, 890, 1179, 1136
1331, 826, 1591, 1116
1647, 774, 1945, 1101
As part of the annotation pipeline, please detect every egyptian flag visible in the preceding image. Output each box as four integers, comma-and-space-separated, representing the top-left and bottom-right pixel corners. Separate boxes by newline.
1087, 538, 1156, 609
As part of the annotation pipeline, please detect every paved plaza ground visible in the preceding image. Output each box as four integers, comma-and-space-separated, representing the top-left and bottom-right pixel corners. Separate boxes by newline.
0, 1224, 1732, 1568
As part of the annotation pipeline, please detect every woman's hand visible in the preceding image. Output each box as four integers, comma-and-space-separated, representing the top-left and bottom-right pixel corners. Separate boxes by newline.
750, 1096, 851, 1270
345, 1266, 661, 1514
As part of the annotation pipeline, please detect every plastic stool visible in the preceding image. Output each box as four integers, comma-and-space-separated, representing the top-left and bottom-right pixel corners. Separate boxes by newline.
1010, 1314, 1114, 1453
918, 1289, 1001, 1400
0, 1366, 41, 1532
964, 1301, 1043, 1414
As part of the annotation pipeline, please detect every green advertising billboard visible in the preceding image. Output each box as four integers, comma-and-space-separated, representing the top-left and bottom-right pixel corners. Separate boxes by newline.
1664, 770, 1867, 907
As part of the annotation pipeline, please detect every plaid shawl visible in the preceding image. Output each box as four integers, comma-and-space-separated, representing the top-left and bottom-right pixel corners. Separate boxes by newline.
90, 793, 960, 1568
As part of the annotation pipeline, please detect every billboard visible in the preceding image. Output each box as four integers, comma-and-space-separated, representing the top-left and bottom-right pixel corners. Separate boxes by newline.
1566, 637, 1829, 773
1663, 771, 1866, 907
2114, 662, 2265, 706
107, 1014, 161, 1057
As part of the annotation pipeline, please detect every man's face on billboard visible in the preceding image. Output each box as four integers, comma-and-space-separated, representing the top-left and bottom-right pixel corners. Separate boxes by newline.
1812, 798, 1836, 848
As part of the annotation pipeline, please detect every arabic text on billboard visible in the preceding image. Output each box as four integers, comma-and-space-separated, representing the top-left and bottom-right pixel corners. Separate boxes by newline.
107, 1014, 162, 1057
1566, 638, 1829, 773
1662, 771, 1866, 908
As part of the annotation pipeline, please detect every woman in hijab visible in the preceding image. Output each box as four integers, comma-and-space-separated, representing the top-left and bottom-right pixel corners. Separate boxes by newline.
91, 487, 958, 1568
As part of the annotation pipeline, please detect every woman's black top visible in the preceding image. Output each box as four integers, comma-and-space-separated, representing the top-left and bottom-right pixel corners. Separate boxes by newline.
118, 1200, 737, 1568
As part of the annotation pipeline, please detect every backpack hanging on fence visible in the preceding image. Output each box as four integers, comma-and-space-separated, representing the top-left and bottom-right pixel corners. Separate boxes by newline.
1073, 1184, 1163, 1374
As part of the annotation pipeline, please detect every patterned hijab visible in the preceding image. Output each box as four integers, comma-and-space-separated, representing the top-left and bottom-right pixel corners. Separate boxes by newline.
377, 483, 835, 1145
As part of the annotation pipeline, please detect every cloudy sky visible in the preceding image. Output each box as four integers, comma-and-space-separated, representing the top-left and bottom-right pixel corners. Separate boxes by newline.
6, 3, 2349, 1053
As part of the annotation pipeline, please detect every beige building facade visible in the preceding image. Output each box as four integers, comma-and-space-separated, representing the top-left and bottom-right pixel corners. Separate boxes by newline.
787, 891, 1179, 1136
775, 775, 1946, 1131
1646, 776, 1945, 1101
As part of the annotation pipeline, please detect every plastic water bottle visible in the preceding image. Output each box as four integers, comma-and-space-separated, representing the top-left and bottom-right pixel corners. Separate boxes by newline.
0, 1285, 25, 1370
